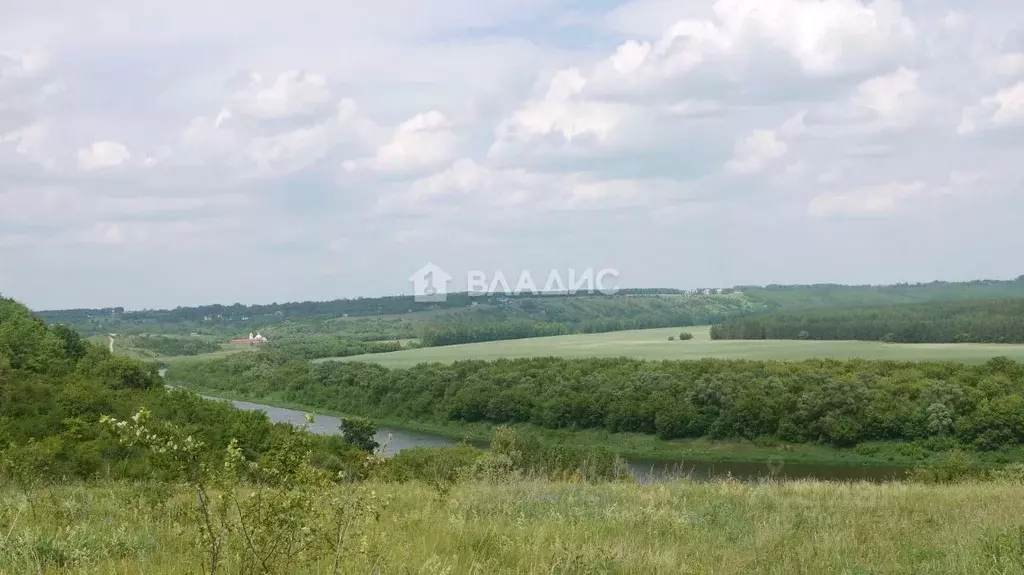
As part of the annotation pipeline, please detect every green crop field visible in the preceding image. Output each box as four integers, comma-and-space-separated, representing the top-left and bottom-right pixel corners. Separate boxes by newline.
320, 325, 1024, 368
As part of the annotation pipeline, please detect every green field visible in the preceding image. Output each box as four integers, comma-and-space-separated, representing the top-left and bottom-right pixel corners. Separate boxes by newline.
321, 326, 1024, 368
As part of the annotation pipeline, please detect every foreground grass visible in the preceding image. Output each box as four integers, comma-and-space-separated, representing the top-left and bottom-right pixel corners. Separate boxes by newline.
323, 325, 1024, 367
3, 479, 1024, 573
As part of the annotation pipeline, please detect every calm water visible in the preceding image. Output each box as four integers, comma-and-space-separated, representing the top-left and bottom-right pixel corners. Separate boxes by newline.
213, 396, 910, 483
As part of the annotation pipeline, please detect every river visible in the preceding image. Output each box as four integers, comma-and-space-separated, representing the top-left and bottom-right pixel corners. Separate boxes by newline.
160, 369, 908, 483
217, 397, 910, 484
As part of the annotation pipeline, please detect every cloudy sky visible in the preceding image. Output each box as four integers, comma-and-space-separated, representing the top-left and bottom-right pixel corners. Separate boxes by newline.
2, 0, 1023, 310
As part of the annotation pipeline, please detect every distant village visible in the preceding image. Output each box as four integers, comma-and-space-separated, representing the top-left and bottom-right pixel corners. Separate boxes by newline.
231, 332, 269, 344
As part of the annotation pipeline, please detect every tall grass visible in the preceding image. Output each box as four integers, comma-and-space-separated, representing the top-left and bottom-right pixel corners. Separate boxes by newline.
3, 477, 1024, 573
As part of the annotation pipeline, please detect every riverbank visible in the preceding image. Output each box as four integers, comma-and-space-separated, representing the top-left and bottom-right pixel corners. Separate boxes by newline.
172, 384, 1001, 470
4, 479, 1024, 573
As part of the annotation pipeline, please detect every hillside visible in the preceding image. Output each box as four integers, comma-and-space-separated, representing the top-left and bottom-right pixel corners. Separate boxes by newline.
33, 276, 1024, 341
0, 296, 364, 481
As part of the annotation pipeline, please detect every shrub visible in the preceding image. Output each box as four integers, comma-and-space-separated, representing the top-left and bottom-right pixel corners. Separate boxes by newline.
340, 417, 380, 453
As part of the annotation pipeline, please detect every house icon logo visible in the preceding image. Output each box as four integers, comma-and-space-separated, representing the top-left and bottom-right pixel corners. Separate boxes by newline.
409, 262, 452, 303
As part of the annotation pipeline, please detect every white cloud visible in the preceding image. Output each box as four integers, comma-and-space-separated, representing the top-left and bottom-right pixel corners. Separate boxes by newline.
171, 97, 378, 177
0, 46, 49, 78
958, 81, 1024, 134
0, 123, 49, 162
726, 130, 788, 174
726, 112, 805, 173
345, 110, 458, 173
489, 68, 634, 159
230, 70, 332, 119
4, 0, 1024, 309
592, 0, 917, 92
851, 67, 931, 127
77, 140, 131, 170
808, 181, 927, 216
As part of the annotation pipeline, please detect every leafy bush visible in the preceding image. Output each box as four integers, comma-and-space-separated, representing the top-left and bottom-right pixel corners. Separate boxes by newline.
340, 417, 380, 453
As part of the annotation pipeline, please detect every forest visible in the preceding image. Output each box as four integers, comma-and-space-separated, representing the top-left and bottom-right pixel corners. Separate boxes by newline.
0, 297, 368, 481
710, 298, 1024, 343
129, 334, 225, 356
169, 351, 1024, 452
266, 334, 406, 360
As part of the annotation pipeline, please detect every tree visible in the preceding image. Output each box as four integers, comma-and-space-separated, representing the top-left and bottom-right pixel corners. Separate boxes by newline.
340, 417, 380, 453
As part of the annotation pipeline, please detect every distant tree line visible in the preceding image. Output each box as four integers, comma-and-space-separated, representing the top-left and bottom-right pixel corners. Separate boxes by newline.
418, 316, 708, 347
267, 334, 406, 360
738, 277, 1024, 311
170, 353, 1024, 452
710, 298, 1024, 344
417, 296, 753, 347
420, 321, 570, 346
130, 334, 224, 356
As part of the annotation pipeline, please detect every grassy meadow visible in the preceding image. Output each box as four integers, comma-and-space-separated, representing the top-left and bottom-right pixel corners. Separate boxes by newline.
320, 325, 1024, 368
4, 479, 1024, 574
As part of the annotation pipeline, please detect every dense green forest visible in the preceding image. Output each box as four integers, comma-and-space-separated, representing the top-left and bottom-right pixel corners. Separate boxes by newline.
169, 352, 1024, 452
129, 334, 224, 356
0, 296, 367, 481
266, 335, 407, 360
710, 298, 1024, 343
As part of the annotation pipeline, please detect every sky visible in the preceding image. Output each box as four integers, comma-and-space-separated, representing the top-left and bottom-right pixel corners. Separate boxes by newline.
1, 0, 1023, 310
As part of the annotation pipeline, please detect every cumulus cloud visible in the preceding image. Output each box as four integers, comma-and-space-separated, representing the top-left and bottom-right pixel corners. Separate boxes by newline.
591, 0, 917, 93
726, 112, 805, 173
0, 123, 49, 163
726, 130, 788, 174
77, 141, 131, 170
0, 47, 49, 78
958, 81, 1024, 134
345, 111, 458, 173
488, 68, 635, 160
4, 0, 1024, 309
851, 67, 931, 128
229, 70, 333, 119
170, 97, 379, 178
